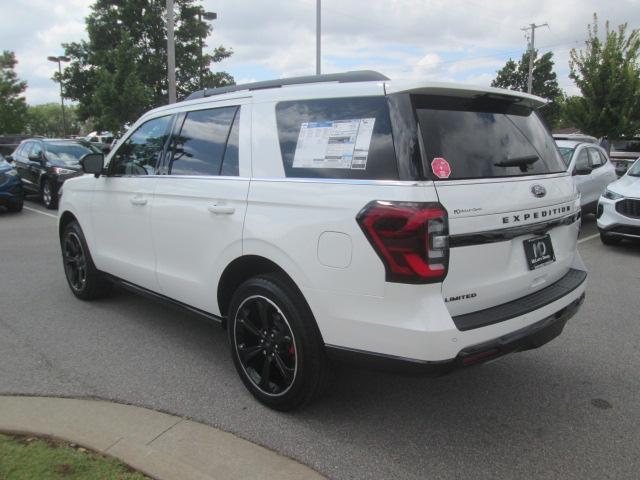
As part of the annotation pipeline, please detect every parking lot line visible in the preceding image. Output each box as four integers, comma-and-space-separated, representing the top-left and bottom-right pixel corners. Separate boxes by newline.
578, 233, 600, 244
23, 206, 57, 219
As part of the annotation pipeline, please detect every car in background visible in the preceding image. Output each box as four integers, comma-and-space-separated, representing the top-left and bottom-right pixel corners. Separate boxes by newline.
597, 159, 640, 245
553, 133, 598, 144
556, 140, 617, 214
84, 131, 114, 153
609, 137, 640, 176
0, 153, 23, 212
11, 139, 100, 209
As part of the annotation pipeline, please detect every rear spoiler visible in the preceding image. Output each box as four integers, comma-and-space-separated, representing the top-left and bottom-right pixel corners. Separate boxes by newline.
384, 81, 548, 109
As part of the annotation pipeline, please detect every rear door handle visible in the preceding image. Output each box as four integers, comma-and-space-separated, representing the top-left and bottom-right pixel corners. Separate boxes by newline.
129, 196, 148, 206
207, 203, 235, 215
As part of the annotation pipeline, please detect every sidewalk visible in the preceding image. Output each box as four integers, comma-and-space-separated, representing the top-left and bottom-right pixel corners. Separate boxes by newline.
0, 395, 325, 480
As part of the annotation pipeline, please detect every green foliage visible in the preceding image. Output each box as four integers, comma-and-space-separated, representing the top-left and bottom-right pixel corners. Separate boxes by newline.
0, 51, 28, 134
61, 0, 235, 132
0, 433, 149, 479
567, 14, 640, 138
491, 50, 563, 128
25, 103, 82, 137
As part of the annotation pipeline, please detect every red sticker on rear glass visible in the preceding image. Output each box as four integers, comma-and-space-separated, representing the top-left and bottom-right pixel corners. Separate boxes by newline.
431, 157, 451, 179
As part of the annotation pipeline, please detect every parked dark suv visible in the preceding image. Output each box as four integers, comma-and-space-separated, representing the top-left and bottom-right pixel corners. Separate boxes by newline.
11, 139, 100, 209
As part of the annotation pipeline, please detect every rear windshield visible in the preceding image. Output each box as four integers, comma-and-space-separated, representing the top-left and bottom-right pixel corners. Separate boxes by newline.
275, 97, 398, 180
414, 95, 566, 180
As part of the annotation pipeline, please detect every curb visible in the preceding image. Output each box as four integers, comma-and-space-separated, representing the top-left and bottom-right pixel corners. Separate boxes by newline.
0, 396, 325, 480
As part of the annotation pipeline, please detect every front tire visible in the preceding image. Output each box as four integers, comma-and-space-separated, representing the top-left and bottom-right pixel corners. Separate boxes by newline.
599, 230, 622, 246
227, 273, 328, 411
42, 179, 58, 209
61, 221, 112, 300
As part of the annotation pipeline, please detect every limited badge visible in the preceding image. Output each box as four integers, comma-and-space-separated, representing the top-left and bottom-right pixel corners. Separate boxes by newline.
431, 157, 451, 179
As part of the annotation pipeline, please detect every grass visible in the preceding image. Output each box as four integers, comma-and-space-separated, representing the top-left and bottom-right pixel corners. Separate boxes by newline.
0, 433, 150, 480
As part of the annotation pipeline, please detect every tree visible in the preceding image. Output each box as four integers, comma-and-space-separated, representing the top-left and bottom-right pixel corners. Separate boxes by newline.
492, 50, 563, 128
25, 103, 82, 137
567, 14, 640, 138
60, 0, 234, 132
0, 51, 28, 134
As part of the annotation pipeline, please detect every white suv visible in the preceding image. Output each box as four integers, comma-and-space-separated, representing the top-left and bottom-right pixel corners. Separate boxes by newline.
58, 71, 587, 410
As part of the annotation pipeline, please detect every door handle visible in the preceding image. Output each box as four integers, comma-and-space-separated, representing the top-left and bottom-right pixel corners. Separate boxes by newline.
207, 203, 235, 215
129, 196, 148, 206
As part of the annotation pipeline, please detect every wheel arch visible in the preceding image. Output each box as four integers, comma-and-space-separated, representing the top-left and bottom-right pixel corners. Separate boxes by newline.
58, 210, 78, 240
217, 255, 306, 321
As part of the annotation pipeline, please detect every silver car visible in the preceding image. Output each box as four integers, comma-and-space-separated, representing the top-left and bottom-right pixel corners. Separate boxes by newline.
556, 140, 618, 213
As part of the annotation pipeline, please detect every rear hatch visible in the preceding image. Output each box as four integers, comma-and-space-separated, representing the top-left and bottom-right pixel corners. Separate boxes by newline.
400, 89, 580, 316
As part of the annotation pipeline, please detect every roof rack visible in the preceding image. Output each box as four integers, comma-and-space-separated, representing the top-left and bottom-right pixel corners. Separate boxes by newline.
185, 70, 389, 101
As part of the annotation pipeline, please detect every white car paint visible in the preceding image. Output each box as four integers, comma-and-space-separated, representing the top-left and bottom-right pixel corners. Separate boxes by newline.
58, 76, 587, 364
556, 140, 618, 210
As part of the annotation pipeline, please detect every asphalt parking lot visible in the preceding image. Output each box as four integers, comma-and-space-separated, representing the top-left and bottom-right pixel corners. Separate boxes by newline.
1, 199, 639, 480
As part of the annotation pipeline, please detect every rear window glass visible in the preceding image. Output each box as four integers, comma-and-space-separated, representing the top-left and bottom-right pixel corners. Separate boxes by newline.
414, 95, 566, 180
557, 147, 573, 167
275, 97, 398, 180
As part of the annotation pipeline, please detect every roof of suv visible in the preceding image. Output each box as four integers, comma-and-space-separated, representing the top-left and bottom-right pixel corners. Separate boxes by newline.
143, 70, 548, 120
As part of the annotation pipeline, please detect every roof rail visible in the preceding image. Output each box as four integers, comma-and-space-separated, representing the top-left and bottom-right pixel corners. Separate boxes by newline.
184, 70, 389, 101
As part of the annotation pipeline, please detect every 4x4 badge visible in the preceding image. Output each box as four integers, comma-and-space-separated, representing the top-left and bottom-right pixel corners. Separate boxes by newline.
531, 184, 546, 198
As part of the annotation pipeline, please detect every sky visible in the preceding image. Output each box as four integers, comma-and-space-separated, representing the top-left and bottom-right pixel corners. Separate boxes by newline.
2, 0, 640, 105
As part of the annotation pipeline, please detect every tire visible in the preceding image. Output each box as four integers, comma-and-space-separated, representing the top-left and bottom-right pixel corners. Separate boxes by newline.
61, 221, 112, 300
599, 230, 622, 246
42, 179, 58, 209
7, 195, 23, 212
227, 273, 328, 411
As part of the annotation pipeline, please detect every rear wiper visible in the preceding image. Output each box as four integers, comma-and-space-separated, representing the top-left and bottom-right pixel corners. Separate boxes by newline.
494, 155, 539, 172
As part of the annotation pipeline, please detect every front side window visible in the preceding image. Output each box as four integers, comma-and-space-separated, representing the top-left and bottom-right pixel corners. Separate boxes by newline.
29, 142, 43, 160
110, 115, 172, 176
414, 95, 566, 180
169, 106, 239, 176
588, 148, 603, 168
275, 96, 398, 180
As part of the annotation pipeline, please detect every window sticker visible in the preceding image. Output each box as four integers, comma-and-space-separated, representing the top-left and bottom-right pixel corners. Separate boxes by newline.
431, 157, 452, 179
292, 118, 376, 169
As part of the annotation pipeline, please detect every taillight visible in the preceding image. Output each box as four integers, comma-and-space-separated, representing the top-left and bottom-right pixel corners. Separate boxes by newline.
356, 201, 449, 284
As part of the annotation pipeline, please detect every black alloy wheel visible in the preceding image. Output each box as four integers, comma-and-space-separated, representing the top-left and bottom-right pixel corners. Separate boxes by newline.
63, 231, 87, 292
234, 295, 297, 396
42, 179, 57, 209
228, 273, 328, 410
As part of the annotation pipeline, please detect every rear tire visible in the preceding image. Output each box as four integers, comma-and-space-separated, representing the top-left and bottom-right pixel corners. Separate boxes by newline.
61, 221, 112, 300
227, 273, 328, 411
42, 179, 58, 209
599, 230, 622, 246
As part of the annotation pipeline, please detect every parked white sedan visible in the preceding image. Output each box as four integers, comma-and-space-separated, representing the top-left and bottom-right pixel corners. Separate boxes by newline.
556, 140, 618, 213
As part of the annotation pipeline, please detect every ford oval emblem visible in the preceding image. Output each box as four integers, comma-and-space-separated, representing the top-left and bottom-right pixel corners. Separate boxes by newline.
531, 184, 546, 198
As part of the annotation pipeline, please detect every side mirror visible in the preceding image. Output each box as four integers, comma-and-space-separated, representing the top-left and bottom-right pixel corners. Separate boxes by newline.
28, 152, 42, 162
5, 155, 13, 163
79, 152, 104, 177
573, 166, 592, 176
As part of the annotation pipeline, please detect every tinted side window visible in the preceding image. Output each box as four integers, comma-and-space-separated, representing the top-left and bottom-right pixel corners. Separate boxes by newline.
275, 97, 398, 180
110, 116, 172, 176
169, 106, 237, 176
220, 108, 240, 176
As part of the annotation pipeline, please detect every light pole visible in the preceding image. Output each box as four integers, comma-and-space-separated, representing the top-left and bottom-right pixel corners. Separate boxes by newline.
47, 55, 70, 137
197, 9, 217, 89
167, 0, 177, 103
316, 0, 321, 74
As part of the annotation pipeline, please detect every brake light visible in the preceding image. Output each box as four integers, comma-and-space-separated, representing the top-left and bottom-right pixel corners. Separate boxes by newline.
357, 201, 449, 284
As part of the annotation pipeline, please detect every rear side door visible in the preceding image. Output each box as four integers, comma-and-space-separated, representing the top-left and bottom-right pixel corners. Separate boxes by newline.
90, 114, 173, 290
588, 147, 617, 198
410, 94, 580, 316
573, 146, 597, 205
151, 102, 250, 314
13, 143, 32, 189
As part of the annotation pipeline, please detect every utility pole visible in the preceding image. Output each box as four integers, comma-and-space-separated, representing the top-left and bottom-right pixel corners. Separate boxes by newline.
521, 23, 548, 94
167, 0, 176, 103
316, 0, 321, 75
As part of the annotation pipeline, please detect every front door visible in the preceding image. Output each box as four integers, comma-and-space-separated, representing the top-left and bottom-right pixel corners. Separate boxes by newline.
90, 114, 173, 291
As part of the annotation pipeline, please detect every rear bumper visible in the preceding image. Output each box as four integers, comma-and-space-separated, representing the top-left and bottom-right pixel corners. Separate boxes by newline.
327, 291, 585, 375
